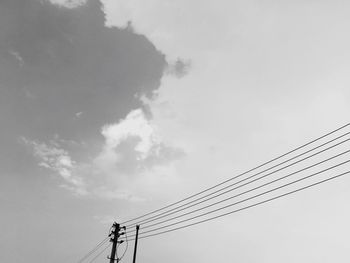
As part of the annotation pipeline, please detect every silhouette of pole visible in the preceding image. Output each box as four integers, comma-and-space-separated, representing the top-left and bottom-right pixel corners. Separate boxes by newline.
109, 222, 120, 263
132, 225, 140, 263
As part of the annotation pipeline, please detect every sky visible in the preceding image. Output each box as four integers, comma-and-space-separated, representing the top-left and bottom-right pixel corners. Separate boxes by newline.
1, 0, 350, 262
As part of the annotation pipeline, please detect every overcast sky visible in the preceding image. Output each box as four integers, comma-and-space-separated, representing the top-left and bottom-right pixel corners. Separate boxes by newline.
1, 0, 350, 262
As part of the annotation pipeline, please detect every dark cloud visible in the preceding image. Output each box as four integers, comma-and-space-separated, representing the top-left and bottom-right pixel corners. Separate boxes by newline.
0, 0, 165, 142
0, 0, 166, 174
166, 58, 191, 78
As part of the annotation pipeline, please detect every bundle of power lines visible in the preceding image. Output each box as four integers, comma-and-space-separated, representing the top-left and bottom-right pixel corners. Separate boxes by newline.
77, 123, 350, 262
77, 227, 129, 263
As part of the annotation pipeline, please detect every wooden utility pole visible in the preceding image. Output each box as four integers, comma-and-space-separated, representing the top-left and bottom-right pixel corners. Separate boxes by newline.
132, 225, 140, 263
109, 222, 120, 263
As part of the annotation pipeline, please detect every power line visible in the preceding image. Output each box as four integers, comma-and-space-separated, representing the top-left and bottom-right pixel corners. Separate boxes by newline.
88, 243, 111, 263
128, 169, 350, 241
126, 136, 350, 230
132, 153, 350, 232
121, 123, 350, 225
128, 160, 350, 238
128, 158, 349, 238
77, 237, 110, 263
77, 225, 116, 263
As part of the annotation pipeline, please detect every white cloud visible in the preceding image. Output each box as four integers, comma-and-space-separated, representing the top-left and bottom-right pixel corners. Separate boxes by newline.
91, 108, 184, 202
21, 109, 183, 202
8, 50, 24, 66
21, 137, 87, 196
46, 0, 87, 9
101, 109, 160, 160
75, 111, 83, 118
102, 109, 159, 159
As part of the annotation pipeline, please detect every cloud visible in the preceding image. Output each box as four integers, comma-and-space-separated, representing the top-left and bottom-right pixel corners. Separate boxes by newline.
91, 108, 184, 199
21, 109, 184, 201
47, 0, 88, 8
0, 0, 166, 195
46, 0, 87, 9
166, 58, 191, 78
8, 50, 24, 66
75, 112, 83, 118
95, 108, 184, 173
101, 109, 160, 160
21, 137, 87, 196
0, 0, 165, 146
101, 0, 232, 61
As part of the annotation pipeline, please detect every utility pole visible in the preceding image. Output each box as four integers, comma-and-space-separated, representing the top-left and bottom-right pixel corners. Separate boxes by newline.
132, 225, 140, 263
109, 222, 120, 263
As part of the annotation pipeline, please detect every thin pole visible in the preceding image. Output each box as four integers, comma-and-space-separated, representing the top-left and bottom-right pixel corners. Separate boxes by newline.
132, 225, 140, 263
